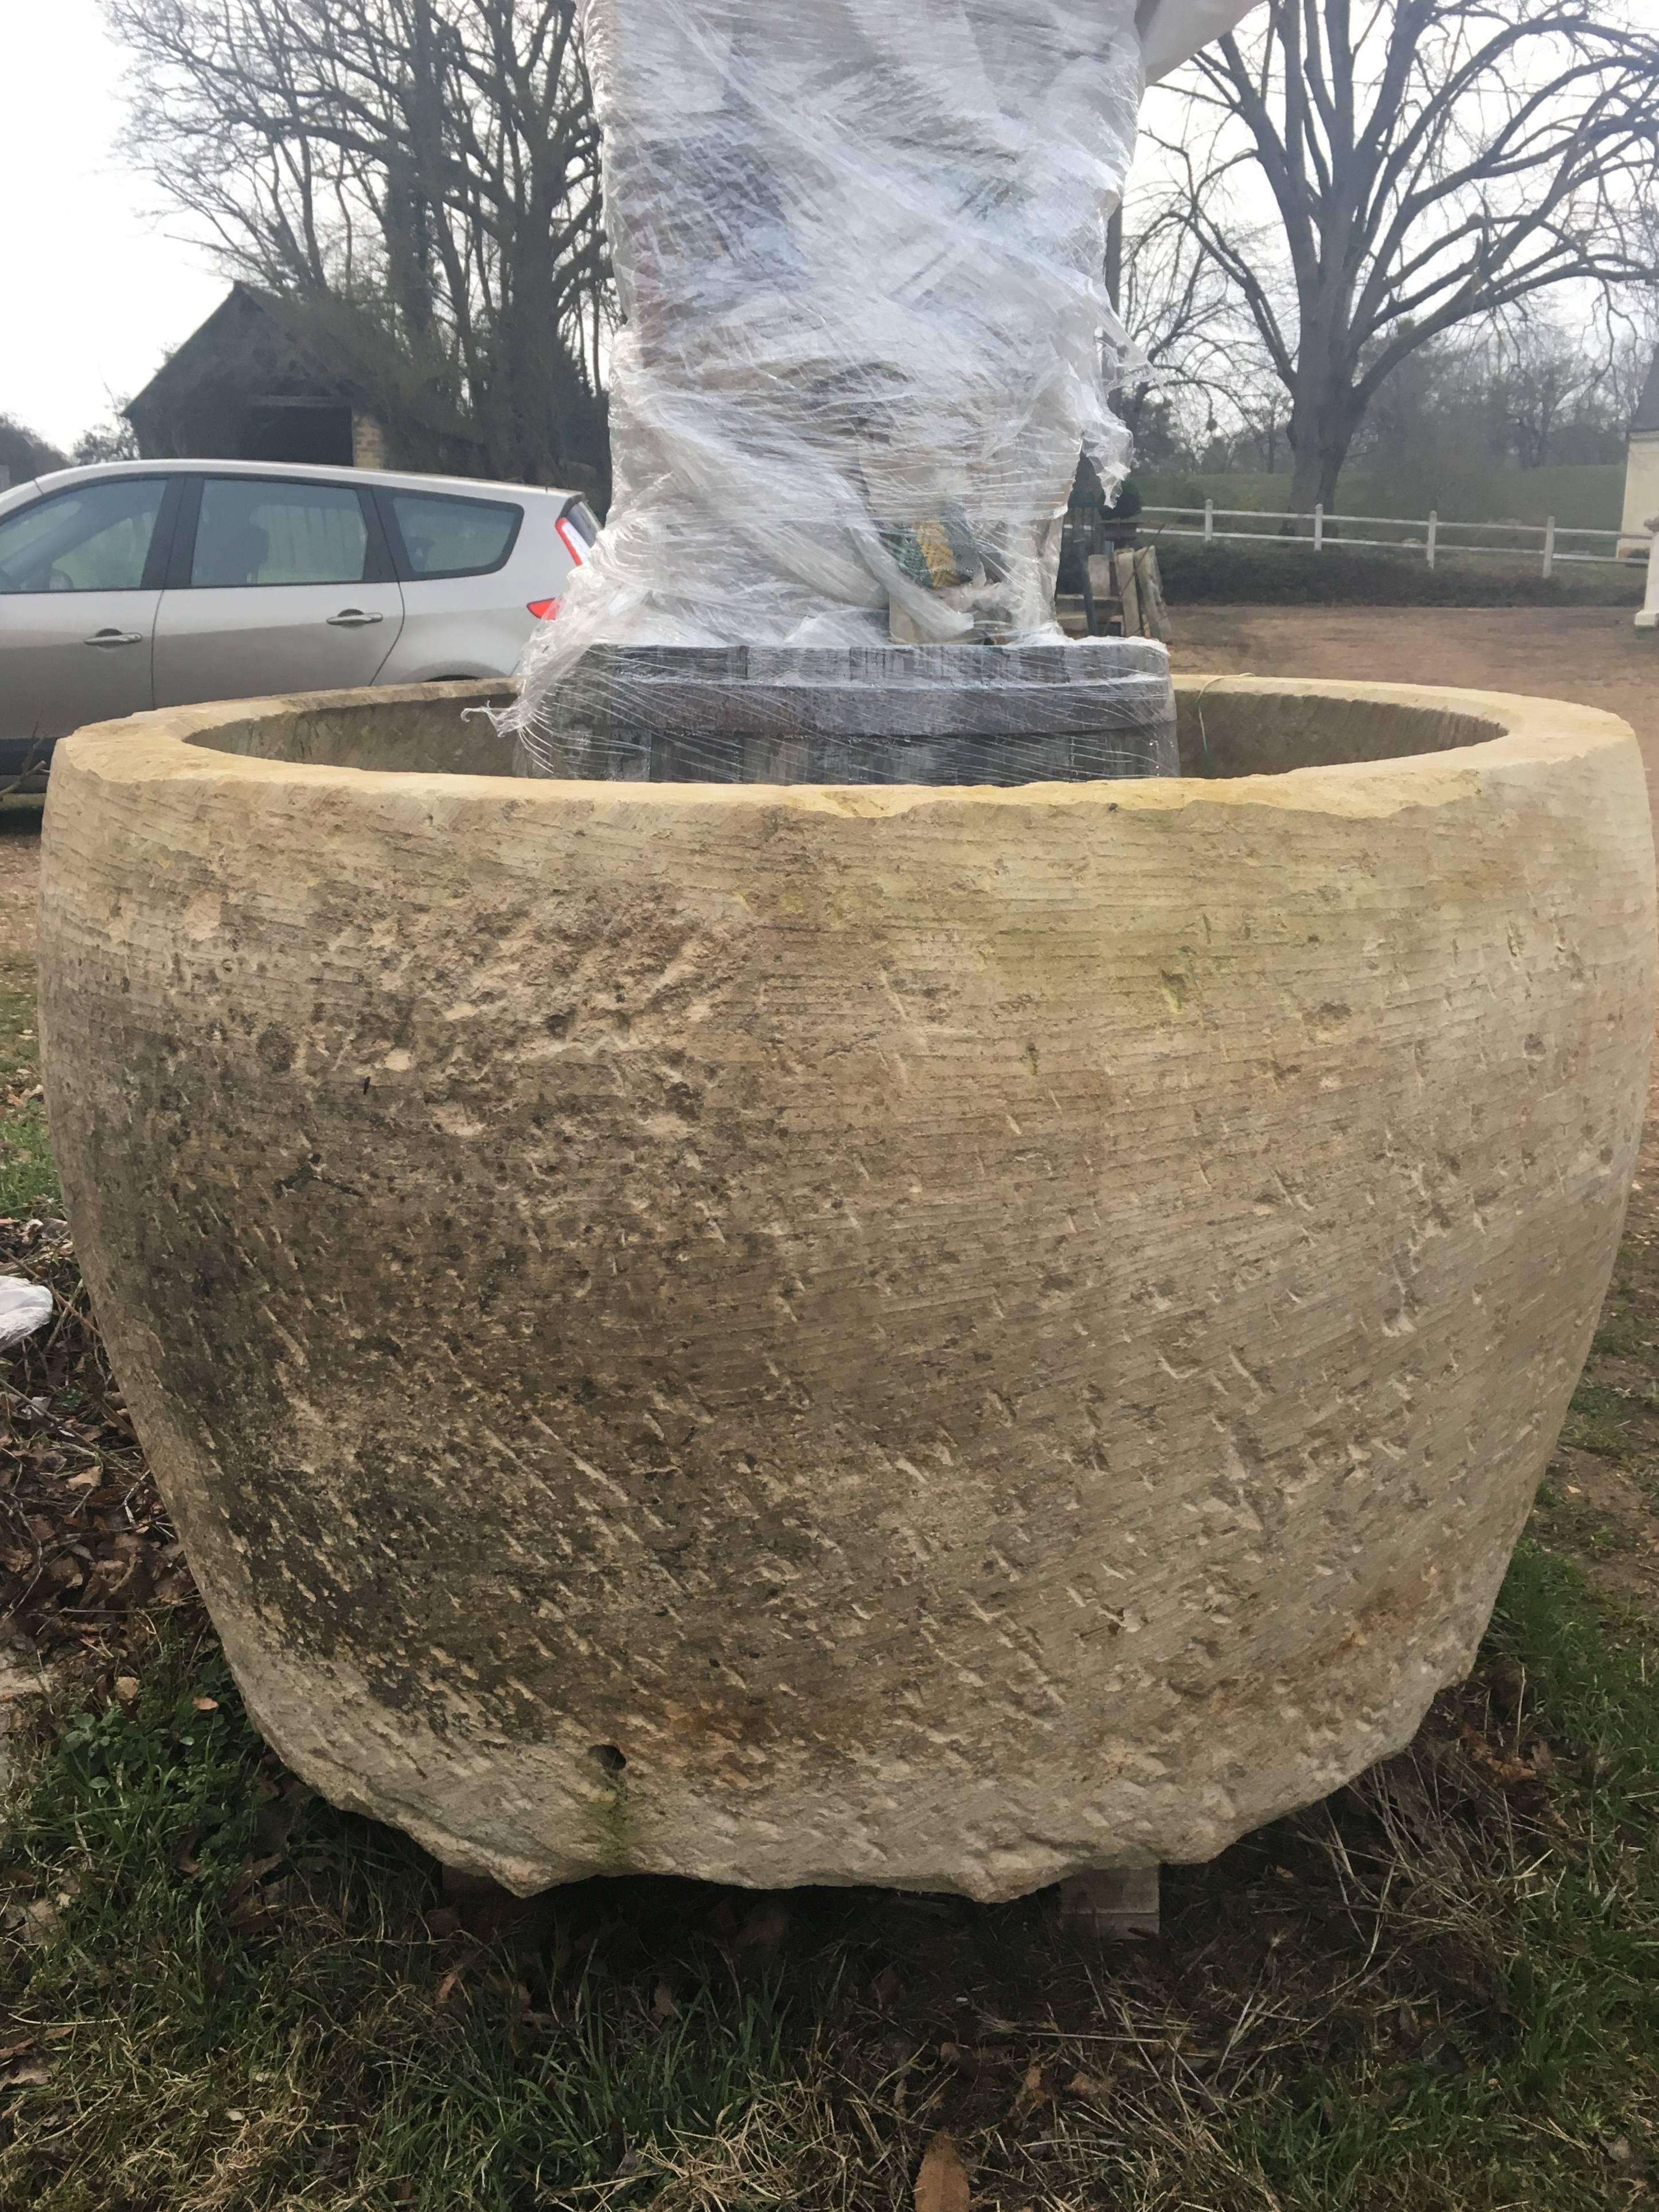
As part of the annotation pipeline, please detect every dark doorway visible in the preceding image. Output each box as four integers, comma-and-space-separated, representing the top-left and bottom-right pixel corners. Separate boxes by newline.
238, 403, 356, 467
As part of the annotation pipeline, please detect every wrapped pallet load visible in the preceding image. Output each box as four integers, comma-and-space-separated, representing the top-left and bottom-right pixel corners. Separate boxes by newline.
510, 0, 1261, 783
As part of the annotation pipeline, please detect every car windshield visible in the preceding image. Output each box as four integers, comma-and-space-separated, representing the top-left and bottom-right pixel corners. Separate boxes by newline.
0, 478, 166, 594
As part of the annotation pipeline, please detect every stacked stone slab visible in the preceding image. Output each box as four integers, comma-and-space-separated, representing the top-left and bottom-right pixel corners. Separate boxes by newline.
530, 640, 1179, 785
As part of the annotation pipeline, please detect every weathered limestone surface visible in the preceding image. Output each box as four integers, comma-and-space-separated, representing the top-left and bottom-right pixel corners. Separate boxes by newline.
37, 677, 1657, 1899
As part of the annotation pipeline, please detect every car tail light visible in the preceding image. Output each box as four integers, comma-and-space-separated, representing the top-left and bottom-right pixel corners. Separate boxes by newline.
555, 516, 586, 564
527, 598, 562, 620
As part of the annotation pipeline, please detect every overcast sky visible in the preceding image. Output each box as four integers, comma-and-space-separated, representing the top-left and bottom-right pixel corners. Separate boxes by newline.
1, 0, 1193, 463
0, 0, 225, 454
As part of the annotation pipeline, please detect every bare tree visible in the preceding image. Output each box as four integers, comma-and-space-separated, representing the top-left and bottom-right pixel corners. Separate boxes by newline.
1146, 0, 1659, 512
1478, 305, 1637, 470
107, 0, 609, 492
1113, 185, 1277, 462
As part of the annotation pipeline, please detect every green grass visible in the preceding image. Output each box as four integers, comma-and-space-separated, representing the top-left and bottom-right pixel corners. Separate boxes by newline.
1591, 1295, 1651, 1364
1488, 464, 1627, 533
1, 1633, 801, 2212
1137, 468, 1299, 516
2, 1544, 1656, 2211
1132, 463, 1641, 604
1534, 1481, 1636, 1557
1136, 463, 1626, 533
0, 950, 57, 1219
1562, 1379, 1659, 1462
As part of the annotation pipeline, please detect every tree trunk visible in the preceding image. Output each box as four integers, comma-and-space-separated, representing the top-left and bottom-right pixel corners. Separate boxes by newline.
1285, 337, 1360, 525
1286, 442, 1345, 518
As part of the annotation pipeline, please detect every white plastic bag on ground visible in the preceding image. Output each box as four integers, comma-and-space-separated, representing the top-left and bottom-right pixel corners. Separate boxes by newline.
0, 1277, 53, 1349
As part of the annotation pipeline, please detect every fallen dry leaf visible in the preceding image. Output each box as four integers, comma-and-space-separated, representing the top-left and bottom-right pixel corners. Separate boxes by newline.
651, 1980, 678, 2020
1457, 1725, 1536, 1788
194, 1696, 219, 1712
113, 1676, 139, 1704
18, 1899, 60, 1946
1009, 2061, 1051, 2124
0, 1215, 193, 1683
914, 2130, 970, 2212
1068, 2068, 1112, 2102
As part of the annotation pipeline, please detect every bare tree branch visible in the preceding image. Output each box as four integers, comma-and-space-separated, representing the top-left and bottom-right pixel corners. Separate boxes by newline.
1151, 0, 1659, 510
104, 0, 610, 493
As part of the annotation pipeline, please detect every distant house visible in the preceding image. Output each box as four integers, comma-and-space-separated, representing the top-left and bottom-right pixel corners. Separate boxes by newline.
124, 283, 485, 477
1619, 350, 1659, 557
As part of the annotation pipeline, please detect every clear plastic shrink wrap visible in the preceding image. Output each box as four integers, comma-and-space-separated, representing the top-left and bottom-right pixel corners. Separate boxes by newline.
509, 0, 1259, 782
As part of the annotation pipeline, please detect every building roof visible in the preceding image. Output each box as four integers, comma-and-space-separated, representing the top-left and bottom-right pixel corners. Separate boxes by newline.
125, 282, 482, 451
126, 283, 356, 432
1633, 349, 1659, 438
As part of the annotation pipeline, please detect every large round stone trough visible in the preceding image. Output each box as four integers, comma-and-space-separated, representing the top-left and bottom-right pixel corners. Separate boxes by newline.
38, 676, 1656, 1899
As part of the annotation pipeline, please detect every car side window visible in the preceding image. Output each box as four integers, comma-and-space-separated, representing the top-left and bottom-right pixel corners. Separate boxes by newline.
192, 479, 369, 588
387, 492, 521, 579
0, 478, 168, 594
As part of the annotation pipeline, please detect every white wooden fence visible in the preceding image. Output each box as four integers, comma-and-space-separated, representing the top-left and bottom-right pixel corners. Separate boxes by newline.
1141, 503, 1637, 577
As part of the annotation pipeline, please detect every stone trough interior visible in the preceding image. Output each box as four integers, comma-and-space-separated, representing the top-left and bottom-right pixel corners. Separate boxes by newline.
177, 675, 1509, 783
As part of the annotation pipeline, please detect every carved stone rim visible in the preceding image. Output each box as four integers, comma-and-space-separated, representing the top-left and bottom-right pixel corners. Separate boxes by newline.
53, 672, 1637, 825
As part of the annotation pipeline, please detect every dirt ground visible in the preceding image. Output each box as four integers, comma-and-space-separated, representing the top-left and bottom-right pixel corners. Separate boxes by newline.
0, 810, 40, 962
1169, 603, 1659, 838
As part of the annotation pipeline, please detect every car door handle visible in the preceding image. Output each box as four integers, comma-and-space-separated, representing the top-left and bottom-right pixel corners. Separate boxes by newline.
326, 608, 385, 628
84, 628, 145, 647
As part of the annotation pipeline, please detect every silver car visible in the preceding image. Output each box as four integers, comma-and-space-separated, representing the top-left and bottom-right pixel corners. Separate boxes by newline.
0, 458, 598, 780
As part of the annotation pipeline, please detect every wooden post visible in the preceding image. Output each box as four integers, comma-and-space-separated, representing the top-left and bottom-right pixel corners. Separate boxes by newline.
1115, 548, 1141, 638
1204, 498, 1214, 546
1058, 1867, 1161, 1940
1542, 516, 1555, 579
1133, 547, 1169, 643
1314, 502, 1325, 552
1426, 510, 1437, 571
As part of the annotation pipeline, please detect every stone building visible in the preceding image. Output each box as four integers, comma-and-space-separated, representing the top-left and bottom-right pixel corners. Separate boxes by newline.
124, 284, 484, 477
